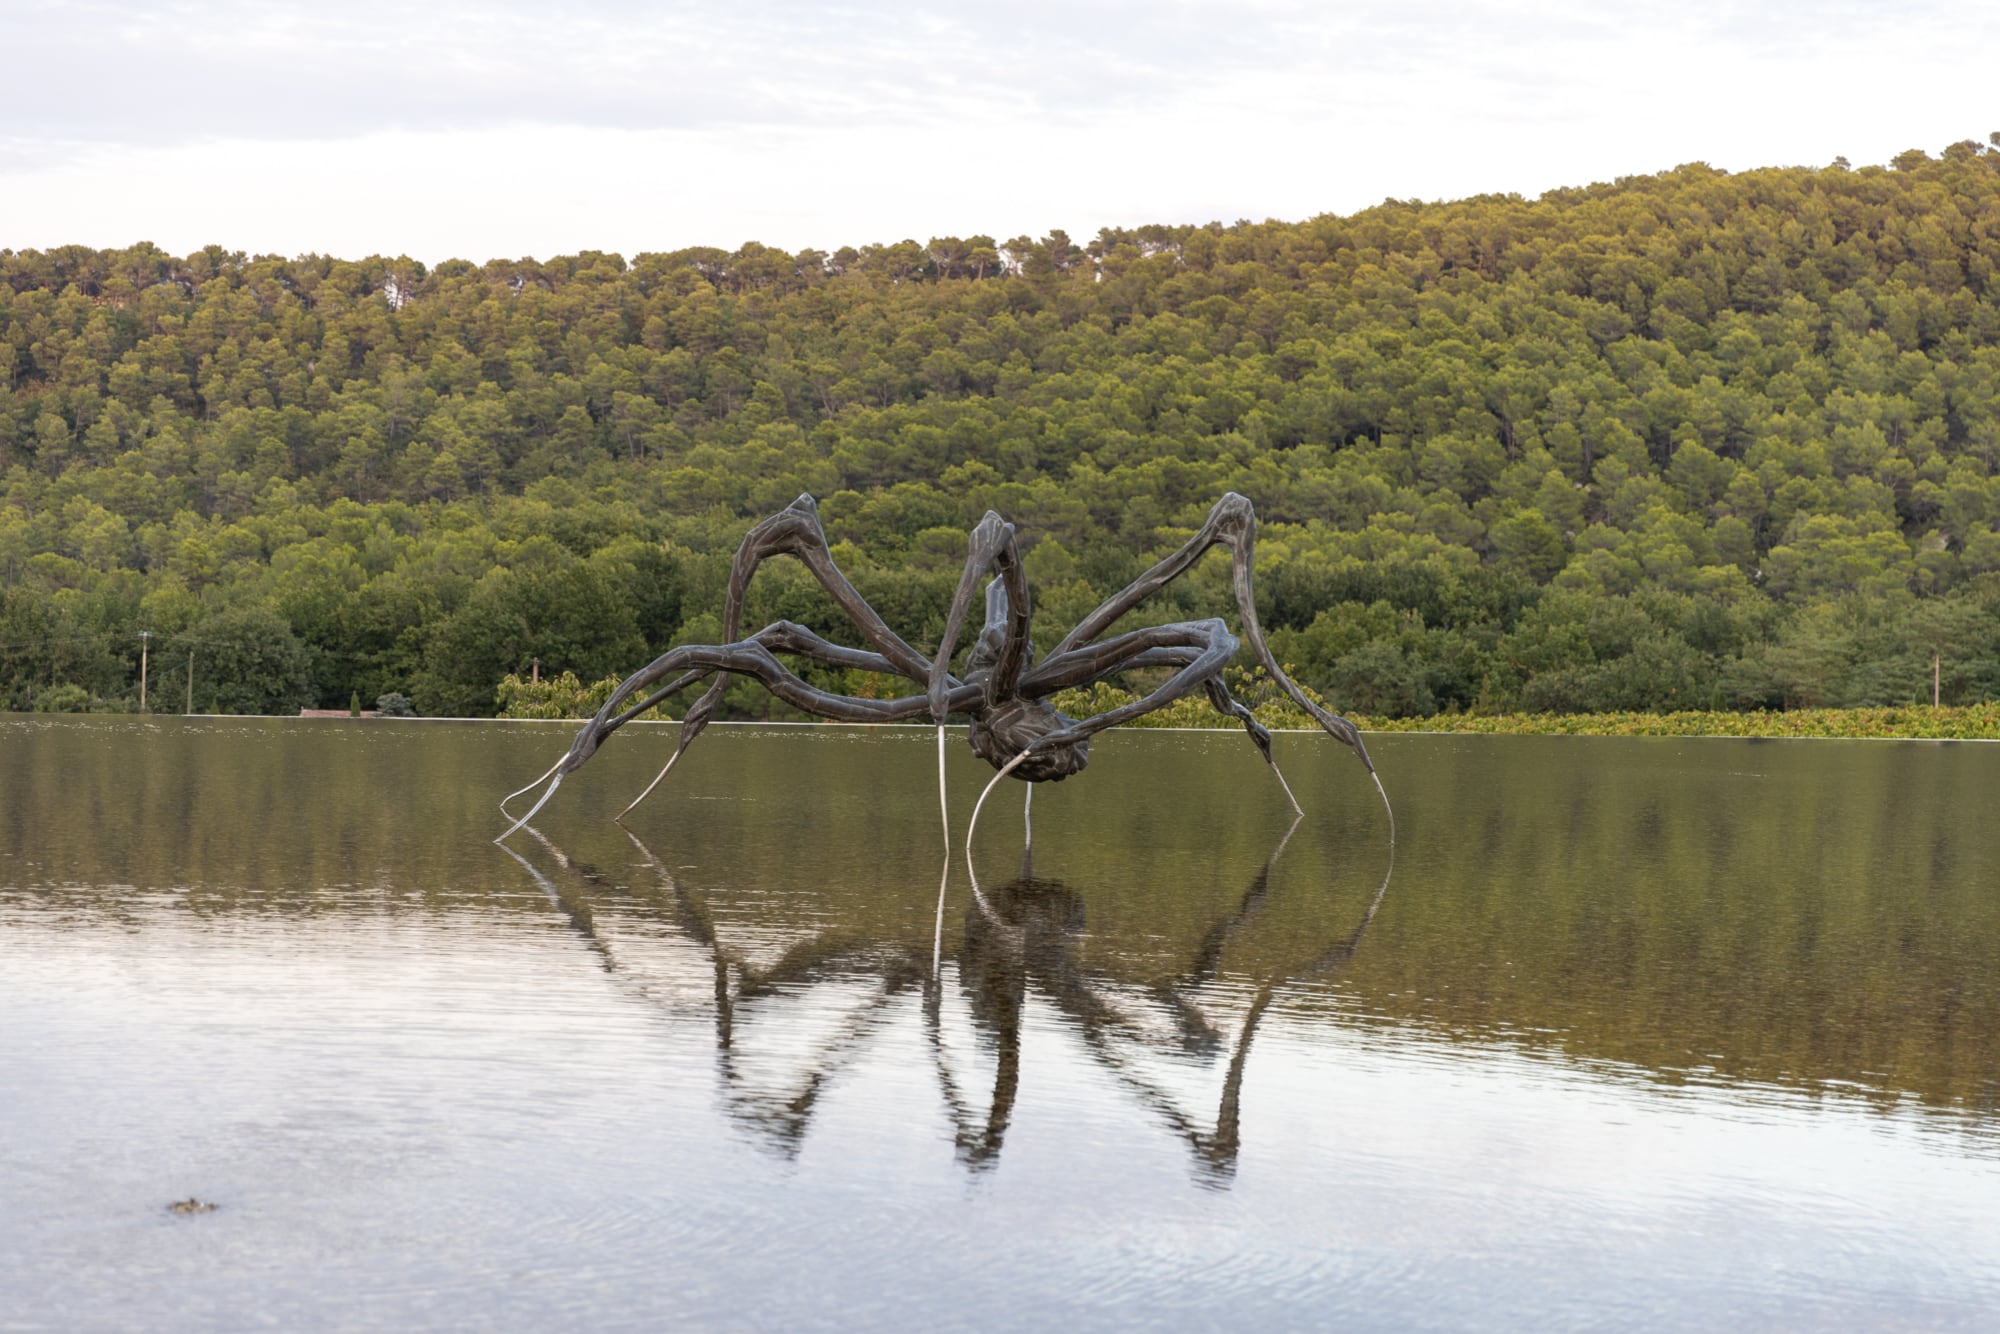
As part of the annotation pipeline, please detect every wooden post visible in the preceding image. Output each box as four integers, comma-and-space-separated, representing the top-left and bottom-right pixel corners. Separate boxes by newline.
1934, 651, 1941, 708
532, 657, 539, 685
139, 631, 149, 712
186, 649, 195, 714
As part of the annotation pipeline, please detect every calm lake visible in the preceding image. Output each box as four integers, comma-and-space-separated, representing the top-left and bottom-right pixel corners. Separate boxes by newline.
3, 716, 1998, 1331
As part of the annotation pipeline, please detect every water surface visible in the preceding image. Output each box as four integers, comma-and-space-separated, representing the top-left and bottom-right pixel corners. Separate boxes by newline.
3, 717, 1998, 1330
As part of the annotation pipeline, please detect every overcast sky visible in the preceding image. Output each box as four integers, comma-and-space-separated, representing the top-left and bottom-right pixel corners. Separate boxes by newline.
3, 0, 1995, 263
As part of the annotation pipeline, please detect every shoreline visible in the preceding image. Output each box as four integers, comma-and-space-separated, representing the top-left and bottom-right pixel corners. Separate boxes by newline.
16, 708, 1999, 743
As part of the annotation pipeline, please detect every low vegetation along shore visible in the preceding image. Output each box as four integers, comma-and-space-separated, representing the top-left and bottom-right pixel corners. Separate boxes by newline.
496, 668, 2000, 740
1344, 706, 2000, 739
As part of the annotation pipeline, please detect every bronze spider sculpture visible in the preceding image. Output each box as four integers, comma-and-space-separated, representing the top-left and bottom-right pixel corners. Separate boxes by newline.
498, 491, 1388, 848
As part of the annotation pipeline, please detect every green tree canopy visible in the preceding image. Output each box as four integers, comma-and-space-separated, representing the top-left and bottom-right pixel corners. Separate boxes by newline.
9, 139, 2000, 716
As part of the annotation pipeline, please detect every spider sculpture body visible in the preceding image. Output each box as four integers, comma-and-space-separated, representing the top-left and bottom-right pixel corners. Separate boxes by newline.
498, 491, 1382, 841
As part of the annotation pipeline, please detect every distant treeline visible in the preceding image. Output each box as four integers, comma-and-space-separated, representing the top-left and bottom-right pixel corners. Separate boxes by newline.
7, 136, 2000, 718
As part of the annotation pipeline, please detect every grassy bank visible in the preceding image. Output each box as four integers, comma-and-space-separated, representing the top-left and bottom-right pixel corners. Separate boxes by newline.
499, 671, 2000, 740
1048, 679, 2000, 741
1343, 706, 2000, 740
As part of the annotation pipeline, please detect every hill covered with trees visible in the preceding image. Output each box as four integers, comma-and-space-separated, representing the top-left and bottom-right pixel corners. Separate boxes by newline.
7, 137, 2000, 720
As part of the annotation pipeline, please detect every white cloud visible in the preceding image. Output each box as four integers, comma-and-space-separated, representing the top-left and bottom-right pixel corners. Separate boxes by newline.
2, 1, 1994, 261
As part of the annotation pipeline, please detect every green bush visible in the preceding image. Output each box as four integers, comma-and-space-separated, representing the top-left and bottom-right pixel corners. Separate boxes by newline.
494, 671, 671, 721
32, 683, 92, 713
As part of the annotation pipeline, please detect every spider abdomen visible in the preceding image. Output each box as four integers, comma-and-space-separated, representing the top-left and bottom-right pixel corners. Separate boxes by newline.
967, 697, 1090, 783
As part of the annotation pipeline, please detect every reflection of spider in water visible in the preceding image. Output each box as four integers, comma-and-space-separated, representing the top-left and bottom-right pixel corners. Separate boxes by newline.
945, 820, 1394, 1183
499, 492, 1389, 845
499, 819, 1391, 1186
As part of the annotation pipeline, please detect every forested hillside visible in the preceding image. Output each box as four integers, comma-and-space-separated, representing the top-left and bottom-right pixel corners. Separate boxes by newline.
7, 138, 2000, 718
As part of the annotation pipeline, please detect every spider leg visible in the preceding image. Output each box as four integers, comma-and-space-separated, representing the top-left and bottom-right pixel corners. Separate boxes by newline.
1032, 615, 1383, 829
726, 495, 935, 677
921, 512, 1032, 872
676, 494, 944, 793
1200, 676, 1303, 817
512, 493, 944, 829
612, 620, 916, 819
1021, 621, 1298, 810
965, 619, 1241, 874
605, 633, 984, 806
928, 510, 1031, 722
501, 620, 912, 821
1036, 618, 1240, 741
1019, 621, 1228, 695
499, 636, 983, 841
1043, 491, 1376, 777
598, 619, 908, 742
1044, 495, 1251, 658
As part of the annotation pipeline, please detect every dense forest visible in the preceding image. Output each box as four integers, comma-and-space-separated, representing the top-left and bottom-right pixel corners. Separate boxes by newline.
7, 137, 2000, 720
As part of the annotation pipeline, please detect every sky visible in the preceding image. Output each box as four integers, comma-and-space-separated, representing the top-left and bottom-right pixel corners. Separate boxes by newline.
3, 0, 1996, 264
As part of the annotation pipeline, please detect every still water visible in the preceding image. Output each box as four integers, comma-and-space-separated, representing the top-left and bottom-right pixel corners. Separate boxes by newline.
3, 716, 1998, 1331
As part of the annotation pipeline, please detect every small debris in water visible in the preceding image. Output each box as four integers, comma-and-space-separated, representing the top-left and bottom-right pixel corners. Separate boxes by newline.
167, 1198, 219, 1215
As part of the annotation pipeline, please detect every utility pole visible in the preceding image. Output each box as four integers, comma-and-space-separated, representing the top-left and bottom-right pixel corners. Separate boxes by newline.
186, 648, 195, 714
1934, 651, 1941, 708
531, 656, 539, 685
139, 631, 149, 712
